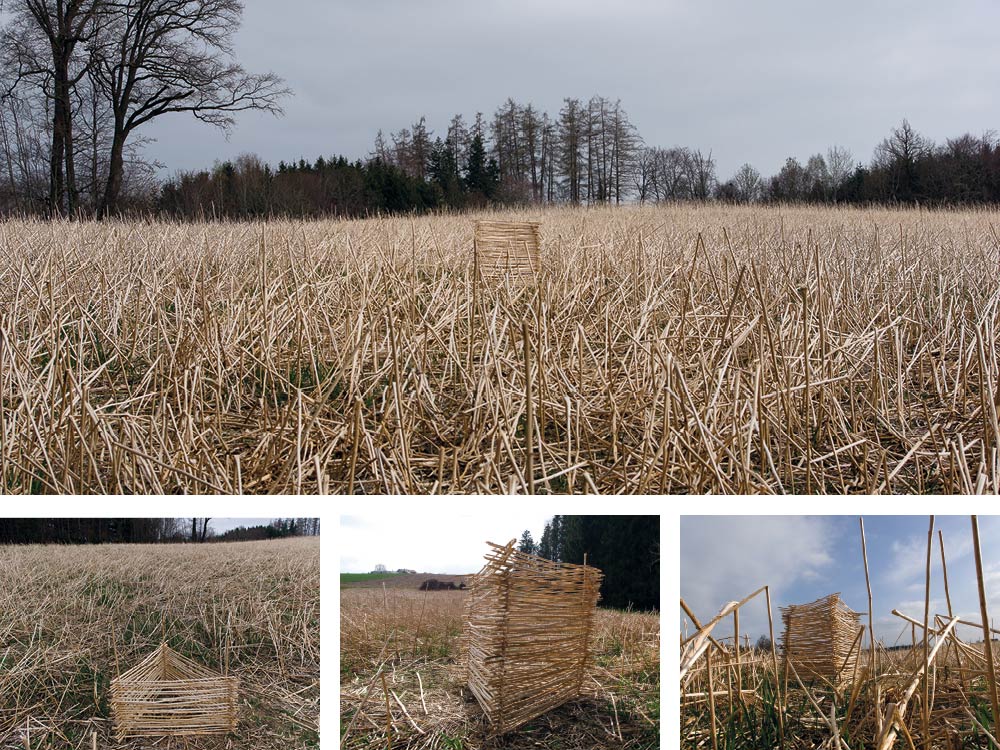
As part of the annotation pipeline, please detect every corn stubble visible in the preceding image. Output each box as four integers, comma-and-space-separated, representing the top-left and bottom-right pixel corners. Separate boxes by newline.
340, 586, 659, 749
0, 537, 319, 749
2, 204, 998, 493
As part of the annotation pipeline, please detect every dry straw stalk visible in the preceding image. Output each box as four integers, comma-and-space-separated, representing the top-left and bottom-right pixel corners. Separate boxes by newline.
110, 642, 238, 739
464, 539, 603, 734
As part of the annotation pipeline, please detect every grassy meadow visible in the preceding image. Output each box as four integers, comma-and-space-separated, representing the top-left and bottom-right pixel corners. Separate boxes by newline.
0, 537, 319, 749
340, 585, 660, 749
2, 204, 999, 493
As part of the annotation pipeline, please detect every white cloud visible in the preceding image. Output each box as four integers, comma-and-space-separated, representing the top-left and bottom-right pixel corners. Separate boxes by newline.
868, 517, 1000, 642
682, 516, 1000, 646
681, 516, 837, 641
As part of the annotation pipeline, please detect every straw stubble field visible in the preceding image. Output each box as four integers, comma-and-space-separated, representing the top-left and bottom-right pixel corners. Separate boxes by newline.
681, 625, 999, 749
2, 204, 1000, 493
0, 537, 319, 749
340, 584, 660, 749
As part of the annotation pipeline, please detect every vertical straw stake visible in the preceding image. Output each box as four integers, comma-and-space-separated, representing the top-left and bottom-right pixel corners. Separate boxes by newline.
973, 515, 1000, 736
860, 517, 880, 734
381, 672, 393, 750
733, 607, 741, 702
922, 515, 934, 750
939, 530, 964, 688
706, 648, 718, 750
522, 320, 534, 494
765, 585, 785, 747
469, 236, 478, 372
348, 397, 362, 494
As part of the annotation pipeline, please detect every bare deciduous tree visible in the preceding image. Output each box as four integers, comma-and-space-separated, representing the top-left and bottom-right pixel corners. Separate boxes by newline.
732, 162, 762, 203
3, 0, 101, 214
825, 145, 854, 201
873, 119, 930, 202
805, 153, 830, 199
89, 0, 289, 215
688, 149, 716, 200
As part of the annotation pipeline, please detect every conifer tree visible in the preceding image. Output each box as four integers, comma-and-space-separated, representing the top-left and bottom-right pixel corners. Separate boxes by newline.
518, 530, 536, 555
538, 520, 553, 560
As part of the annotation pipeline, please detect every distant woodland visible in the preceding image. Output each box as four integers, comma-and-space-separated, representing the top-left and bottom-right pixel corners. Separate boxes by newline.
0, 518, 319, 544
518, 515, 659, 612
158, 107, 1000, 219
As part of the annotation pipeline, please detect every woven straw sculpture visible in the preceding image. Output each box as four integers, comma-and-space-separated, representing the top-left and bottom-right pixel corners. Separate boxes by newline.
781, 593, 862, 686
110, 643, 238, 739
474, 220, 541, 280
464, 539, 603, 734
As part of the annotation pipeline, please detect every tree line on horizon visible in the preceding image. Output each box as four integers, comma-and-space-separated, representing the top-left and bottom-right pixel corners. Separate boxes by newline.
0, 517, 319, 544
157, 102, 1000, 219
3, 2, 999, 224
517, 515, 659, 612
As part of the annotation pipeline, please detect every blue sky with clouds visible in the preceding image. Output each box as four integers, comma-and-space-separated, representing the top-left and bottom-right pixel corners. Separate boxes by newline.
681, 516, 1000, 646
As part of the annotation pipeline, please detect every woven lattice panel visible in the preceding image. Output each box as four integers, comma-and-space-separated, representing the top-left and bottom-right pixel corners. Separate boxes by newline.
111, 643, 238, 739
474, 220, 541, 280
464, 539, 602, 734
781, 593, 861, 685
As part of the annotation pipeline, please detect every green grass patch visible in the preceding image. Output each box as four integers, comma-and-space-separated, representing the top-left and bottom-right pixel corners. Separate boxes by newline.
340, 572, 402, 583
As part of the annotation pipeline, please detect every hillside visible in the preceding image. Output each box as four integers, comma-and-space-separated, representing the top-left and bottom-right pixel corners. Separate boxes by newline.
340, 571, 471, 589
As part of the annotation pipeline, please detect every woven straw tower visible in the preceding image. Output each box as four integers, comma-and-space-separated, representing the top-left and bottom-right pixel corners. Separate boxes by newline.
110, 642, 238, 739
780, 593, 861, 686
474, 220, 541, 280
464, 539, 603, 734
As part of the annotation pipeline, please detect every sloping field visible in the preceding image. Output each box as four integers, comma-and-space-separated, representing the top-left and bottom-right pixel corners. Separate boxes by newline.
3, 204, 999, 492
341, 572, 470, 589
0, 537, 319, 749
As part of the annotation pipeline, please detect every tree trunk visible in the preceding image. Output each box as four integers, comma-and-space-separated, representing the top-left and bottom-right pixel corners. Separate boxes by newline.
99, 124, 126, 217
49, 70, 67, 215
0, 107, 19, 211
91, 85, 99, 212
64, 96, 77, 215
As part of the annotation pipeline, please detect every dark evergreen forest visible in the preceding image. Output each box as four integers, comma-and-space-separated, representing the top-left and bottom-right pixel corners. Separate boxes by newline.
519, 514, 659, 612
0, 518, 319, 544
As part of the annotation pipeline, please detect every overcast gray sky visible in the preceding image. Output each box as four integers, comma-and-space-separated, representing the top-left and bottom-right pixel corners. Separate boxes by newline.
142, 0, 1000, 182
340, 510, 553, 574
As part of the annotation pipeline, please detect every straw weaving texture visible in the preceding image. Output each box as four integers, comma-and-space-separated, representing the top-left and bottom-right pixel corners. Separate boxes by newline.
781, 593, 861, 685
475, 220, 541, 279
464, 540, 603, 735
111, 643, 238, 739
